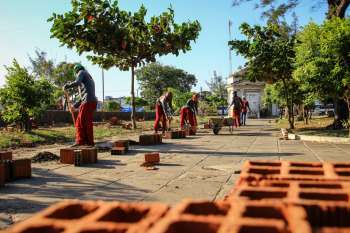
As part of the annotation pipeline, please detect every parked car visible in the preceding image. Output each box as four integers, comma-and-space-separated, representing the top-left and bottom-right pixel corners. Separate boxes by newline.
313, 104, 334, 116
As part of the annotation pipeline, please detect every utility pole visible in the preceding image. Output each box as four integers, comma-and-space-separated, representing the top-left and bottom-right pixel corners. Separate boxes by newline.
102, 69, 105, 104
228, 19, 233, 76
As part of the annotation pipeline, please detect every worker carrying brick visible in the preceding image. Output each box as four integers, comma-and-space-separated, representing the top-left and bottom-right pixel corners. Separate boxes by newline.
154, 92, 173, 134
180, 93, 200, 133
229, 91, 243, 128
63, 64, 98, 146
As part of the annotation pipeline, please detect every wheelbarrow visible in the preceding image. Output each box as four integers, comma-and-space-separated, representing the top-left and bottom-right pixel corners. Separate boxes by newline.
209, 117, 234, 135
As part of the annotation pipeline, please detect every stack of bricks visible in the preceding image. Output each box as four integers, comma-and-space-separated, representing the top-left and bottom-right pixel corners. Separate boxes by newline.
5, 160, 350, 233
139, 134, 162, 146
163, 130, 187, 139
111, 140, 129, 155
0, 151, 31, 187
60, 147, 98, 166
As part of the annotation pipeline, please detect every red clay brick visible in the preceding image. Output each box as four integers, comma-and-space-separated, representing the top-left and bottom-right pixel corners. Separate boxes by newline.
154, 134, 163, 144
139, 134, 156, 146
12, 159, 31, 179
111, 147, 126, 155
0, 151, 12, 161
239, 160, 350, 183
148, 200, 227, 233
114, 140, 129, 151
163, 131, 180, 139
60, 148, 80, 164
203, 123, 210, 129
145, 153, 160, 164
81, 147, 98, 164
4, 200, 169, 233
226, 179, 350, 206
0, 163, 5, 187
2, 160, 13, 182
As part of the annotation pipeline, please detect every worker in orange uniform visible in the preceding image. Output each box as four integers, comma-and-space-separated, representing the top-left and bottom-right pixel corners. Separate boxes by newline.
154, 92, 173, 134
180, 93, 200, 133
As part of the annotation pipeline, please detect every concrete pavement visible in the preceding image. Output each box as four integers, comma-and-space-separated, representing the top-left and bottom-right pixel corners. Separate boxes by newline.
1, 119, 350, 229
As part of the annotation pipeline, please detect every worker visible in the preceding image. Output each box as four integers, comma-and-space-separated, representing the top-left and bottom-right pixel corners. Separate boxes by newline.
180, 93, 200, 133
241, 96, 251, 126
229, 91, 243, 127
154, 92, 173, 134
63, 64, 97, 146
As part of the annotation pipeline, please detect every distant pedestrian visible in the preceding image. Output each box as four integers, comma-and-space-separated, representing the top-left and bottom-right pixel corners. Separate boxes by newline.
241, 96, 251, 126
229, 91, 243, 127
180, 93, 200, 133
154, 92, 173, 134
63, 64, 98, 146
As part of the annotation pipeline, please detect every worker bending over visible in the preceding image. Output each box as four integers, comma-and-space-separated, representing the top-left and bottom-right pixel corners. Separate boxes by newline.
154, 92, 173, 134
180, 93, 200, 133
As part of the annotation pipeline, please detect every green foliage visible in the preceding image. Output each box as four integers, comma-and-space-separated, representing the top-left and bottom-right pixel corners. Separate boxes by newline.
167, 88, 192, 113
229, 20, 298, 128
48, 0, 201, 128
0, 60, 55, 131
103, 101, 121, 112
136, 63, 197, 105
125, 97, 148, 107
206, 72, 227, 100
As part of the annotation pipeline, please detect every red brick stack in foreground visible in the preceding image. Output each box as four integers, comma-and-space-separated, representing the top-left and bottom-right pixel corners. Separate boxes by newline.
60, 147, 97, 166
5, 160, 350, 233
0, 151, 32, 187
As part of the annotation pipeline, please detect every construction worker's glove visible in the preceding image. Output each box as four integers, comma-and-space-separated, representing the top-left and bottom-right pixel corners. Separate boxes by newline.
73, 100, 81, 109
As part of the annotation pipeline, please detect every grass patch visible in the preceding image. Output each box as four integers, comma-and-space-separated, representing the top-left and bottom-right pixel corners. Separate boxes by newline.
277, 117, 349, 138
0, 121, 155, 149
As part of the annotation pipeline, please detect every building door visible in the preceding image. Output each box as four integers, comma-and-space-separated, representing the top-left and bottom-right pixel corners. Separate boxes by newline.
246, 92, 260, 118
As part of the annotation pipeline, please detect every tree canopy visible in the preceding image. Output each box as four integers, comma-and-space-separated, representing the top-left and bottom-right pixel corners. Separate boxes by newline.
136, 63, 197, 105
0, 60, 55, 131
49, 0, 201, 128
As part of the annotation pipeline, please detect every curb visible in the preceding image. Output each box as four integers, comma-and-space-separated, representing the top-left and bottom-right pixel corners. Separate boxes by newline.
288, 132, 350, 144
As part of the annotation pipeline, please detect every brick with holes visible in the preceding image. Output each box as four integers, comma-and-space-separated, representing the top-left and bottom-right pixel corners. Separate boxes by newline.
238, 160, 350, 183
145, 153, 160, 164
111, 147, 126, 155
114, 140, 129, 151
148, 200, 230, 233
0, 151, 12, 161
3, 200, 169, 233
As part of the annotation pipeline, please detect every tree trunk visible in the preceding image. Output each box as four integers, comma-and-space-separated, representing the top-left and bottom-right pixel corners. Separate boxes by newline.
131, 65, 137, 129
333, 99, 349, 129
328, 0, 350, 18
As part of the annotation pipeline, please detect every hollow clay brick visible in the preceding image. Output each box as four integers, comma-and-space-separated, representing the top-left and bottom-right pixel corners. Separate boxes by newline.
145, 153, 160, 164
139, 134, 156, 146
12, 159, 31, 179
0, 163, 5, 187
3, 200, 169, 233
60, 148, 80, 164
163, 131, 179, 139
114, 140, 129, 151
81, 147, 98, 164
0, 151, 12, 161
111, 147, 126, 155
239, 160, 350, 183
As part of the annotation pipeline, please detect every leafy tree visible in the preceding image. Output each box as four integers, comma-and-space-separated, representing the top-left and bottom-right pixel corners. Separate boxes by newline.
48, 0, 201, 129
0, 60, 55, 131
294, 18, 350, 134
103, 101, 120, 112
29, 50, 55, 80
125, 97, 148, 107
136, 63, 197, 105
206, 71, 228, 103
229, 21, 298, 129
167, 88, 193, 113
232, 0, 350, 19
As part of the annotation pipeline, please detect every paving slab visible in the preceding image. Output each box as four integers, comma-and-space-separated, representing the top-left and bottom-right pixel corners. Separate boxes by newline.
1, 118, 349, 229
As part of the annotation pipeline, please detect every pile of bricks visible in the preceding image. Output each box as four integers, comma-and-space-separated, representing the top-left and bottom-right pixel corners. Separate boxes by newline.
5, 160, 350, 232
111, 140, 130, 155
163, 130, 187, 139
60, 147, 98, 166
0, 151, 31, 187
139, 134, 163, 146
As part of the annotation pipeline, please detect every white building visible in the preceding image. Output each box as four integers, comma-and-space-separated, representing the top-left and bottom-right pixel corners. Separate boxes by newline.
227, 69, 279, 118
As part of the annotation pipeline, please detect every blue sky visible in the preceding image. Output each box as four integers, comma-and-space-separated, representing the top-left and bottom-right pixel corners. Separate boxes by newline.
0, 0, 328, 100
